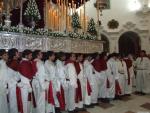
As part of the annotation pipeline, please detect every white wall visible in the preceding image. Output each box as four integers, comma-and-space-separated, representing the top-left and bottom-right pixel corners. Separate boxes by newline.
79, 0, 150, 53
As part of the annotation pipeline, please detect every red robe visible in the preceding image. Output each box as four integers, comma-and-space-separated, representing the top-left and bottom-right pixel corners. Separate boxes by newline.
92, 59, 102, 72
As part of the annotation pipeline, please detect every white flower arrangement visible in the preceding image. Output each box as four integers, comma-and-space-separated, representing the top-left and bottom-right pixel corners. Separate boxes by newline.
24, 0, 41, 21
0, 25, 97, 40
68, 32, 79, 39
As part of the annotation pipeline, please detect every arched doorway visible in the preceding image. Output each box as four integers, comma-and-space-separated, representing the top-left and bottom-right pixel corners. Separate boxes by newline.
119, 31, 141, 56
101, 34, 110, 52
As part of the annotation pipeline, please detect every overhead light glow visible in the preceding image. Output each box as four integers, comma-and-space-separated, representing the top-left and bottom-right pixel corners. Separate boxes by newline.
128, 0, 141, 11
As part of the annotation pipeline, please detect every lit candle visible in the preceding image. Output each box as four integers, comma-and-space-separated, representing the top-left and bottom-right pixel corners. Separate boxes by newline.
80, 8, 82, 32
69, 3, 71, 15
97, 0, 100, 23
72, 0, 74, 13
54, 11, 56, 30
66, 0, 68, 31
63, 0, 65, 19
58, 0, 60, 31
51, 10, 54, 30
83, 0, 86, 33
74, 4, 76, 12
48, 9, 50, 29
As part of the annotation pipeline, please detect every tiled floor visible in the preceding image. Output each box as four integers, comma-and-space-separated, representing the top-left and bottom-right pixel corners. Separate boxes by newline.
85, 94, 150, 113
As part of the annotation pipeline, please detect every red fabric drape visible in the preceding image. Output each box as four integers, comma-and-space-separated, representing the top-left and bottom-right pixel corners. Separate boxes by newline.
92, 59, 107, 72
16, 86, 24, 113
18, 60, 34, 80
74, 62, 82, 103
75, 79, 82, 103
47, 81, 55, 105
87, 79, 92, 96
31, 61, 37, 76
92, 59, 101, 72
28, 81, 37, 108
115, 80, 122, 95
7, 59, 19, 71
56, 85, 65, 110
74, 62, 81, 75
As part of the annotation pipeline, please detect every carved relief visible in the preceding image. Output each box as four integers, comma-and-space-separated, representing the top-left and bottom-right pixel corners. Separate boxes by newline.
0, 32, 103, 53
0, 33, 18, 49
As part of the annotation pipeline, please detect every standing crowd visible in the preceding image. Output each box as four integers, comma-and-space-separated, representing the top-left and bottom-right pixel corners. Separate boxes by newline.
0, 48, 150, 113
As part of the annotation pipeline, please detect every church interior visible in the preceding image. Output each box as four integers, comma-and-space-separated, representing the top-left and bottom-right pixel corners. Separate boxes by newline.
0, 0, 150, 113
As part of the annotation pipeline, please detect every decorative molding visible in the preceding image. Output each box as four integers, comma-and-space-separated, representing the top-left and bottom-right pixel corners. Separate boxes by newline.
123, 22, 136, 30
99, 22, 149, 38
98, 21, 149, 52
107, 19, 119, 29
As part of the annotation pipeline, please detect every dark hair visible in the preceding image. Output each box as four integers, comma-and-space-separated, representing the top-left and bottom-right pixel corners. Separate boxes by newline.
84, 53, 92, 59
140, 50, 146, 54
22, 49, 32, 58
76, 53, 83, 58
99, 52, 107, 59
107, 52, 117, 59
57, 52, 66, 60
32, 50, 41, 59
8, 48, 18, 60
46, 51, 55, 60
66, 53, 75, 60
0, 49, 6, 60
91, 52, 99, 59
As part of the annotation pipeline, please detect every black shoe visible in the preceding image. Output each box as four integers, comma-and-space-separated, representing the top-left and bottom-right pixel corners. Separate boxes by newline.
102, 98, 110, 103
114, 95, 122, 100
80, 108, 87, 111
68, 110, 75, 113
91, 103, 99, 106
55, 107, 62, 113
141, 92, 146, 95
76, 107, 87, 111
85, 104, 94, 108
125, 94, 131, 96
98, 98, 101, 101
135, 91, 141, 94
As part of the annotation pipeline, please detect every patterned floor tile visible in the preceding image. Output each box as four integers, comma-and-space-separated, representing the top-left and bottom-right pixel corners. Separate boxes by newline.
124, 111, 135, 113
78, 111, 90, 113
140, 103, 150, 110
120, 96, 133, 102
98, 102, 114, 109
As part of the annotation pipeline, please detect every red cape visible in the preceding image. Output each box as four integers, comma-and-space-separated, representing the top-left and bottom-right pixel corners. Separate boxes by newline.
92, 59, 107, 72
7, 59, 19, 71
18, 60, 34, 80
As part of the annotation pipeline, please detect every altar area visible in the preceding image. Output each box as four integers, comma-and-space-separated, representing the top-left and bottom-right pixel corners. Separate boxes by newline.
0, 0, 109, 53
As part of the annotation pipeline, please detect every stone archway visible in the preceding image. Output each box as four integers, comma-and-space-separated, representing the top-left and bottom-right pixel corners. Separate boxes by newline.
101, 34, 110, 52
119, 31, 141, 56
